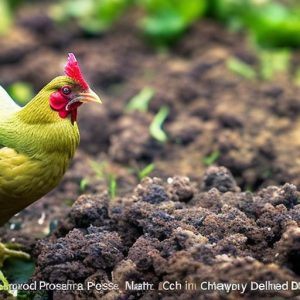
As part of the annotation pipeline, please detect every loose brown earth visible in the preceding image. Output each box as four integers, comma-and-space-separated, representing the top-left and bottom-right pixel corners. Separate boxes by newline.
1, 4, 300, 300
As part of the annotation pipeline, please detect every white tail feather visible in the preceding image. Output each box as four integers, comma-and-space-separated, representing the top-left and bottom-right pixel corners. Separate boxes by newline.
0, 85, 21, 120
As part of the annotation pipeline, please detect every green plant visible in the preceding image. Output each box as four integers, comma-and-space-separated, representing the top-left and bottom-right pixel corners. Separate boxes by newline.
90, 160, 106, 178
3, 258, 34, 285
209, 0, 246, 30
138, 163, 155, 179
258, 49, 290, 80
139, 0, 207, 45
8, 82, 34, 106
90, 161, 118, 199
0, 243, 33, 298
226, 57, 256, 79
211, 0, 300, 48
0, 271, 11, 296
0, 0, 12, 35
79, 178, 89, 193
0, 244, 30, 268
108, 174, 117, 199
227, 49, 291, 80
294, 67, 300, 86
51, 0, 131, 34
149, 106, 169, 142
126, 87, 155, 112
0, 0, 26, 35
202, 150, 220, 166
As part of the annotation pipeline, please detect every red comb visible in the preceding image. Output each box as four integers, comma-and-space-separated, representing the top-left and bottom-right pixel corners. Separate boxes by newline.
64, 53, 89, 90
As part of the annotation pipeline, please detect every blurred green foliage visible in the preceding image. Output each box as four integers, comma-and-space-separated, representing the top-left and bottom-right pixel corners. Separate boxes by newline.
0, 0, 25, 35
210, 0, 300, 48
258, 49, 291, 79
294, 68, 300, 86
0, 270, 11, 296
126, 87, 155, 112
48, 0, 300, 47
0, 1, 13, 35
9, 82, 34, 106
2, 0, 300, 48
4, 258, 34, 286
138, 0, 206, 45
227, 57, 256, 80
226, 49, 291, 80
51, 0, 206, 43
51, 0, 131, 34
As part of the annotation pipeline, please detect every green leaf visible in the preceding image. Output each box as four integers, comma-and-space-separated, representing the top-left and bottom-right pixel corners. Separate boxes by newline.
90, 160, 107, 179
79, 178, 89, 193
95, 0, 131, 30
258, 49, 290, 80
90, 161, 117, 199
50, 0, 93, 22
0, 0, 13, 35
0, 244, 30, 269
108, 175, 117, 199
150, 106, 169, 142
212, 0, 300, 48
52, 0, 131, 33
1, 258, 35, 298
202, 150, 220, 166
0, 270, 11, 295
9, 82, 34, 106
294, 67, 300, 86
227, 57, 256, 79
138, 163, 155, 179
126, 87, 155, 112
139, 0, 206, 44
141, 11, 186, 41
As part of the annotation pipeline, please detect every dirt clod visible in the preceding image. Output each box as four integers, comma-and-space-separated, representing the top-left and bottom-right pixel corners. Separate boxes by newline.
32, 170, 300, 298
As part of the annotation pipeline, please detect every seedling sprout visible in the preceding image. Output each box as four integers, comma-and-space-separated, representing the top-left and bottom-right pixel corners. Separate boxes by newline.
202, 150, 220, 166
126, 87, 155, 112
150, 106, 169, 142
138, 163, 155, 180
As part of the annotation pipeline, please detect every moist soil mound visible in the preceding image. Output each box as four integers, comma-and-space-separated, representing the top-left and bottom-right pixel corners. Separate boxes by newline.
32, 167, 300, 299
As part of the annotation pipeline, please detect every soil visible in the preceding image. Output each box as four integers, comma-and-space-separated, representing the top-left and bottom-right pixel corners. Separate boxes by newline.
1, 3, 300, 299
32, 172, 300, 299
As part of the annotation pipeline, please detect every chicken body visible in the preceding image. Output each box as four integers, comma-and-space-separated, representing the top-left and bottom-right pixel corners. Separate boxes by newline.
0, 54, 101, 269
0, 118, 79, 225
0, 54, 100, 226
0, 78, 80, 225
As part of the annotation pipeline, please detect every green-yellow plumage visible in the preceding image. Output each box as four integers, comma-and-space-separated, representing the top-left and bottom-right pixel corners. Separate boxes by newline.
0, 55, 101, 226
0, 77, 79, 224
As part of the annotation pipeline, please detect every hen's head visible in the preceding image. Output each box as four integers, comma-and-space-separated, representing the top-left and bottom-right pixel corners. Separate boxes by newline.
47, 53, 101, 124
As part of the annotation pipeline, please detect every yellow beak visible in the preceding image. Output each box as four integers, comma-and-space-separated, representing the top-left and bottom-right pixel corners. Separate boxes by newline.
78, 88, 102, 104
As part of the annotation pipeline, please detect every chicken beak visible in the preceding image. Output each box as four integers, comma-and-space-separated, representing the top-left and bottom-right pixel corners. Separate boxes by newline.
79, 88, 102, 104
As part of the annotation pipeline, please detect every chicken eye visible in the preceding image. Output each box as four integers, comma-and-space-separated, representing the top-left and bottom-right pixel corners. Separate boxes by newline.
62, 86, 71, 95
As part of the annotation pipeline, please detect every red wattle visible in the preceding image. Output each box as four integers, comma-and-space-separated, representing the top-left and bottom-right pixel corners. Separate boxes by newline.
50, 91, 81, 123
59, 110, 69, 118
50, 92, 67, 110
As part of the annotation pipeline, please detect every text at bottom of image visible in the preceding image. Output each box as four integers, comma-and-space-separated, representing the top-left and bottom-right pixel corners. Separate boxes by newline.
1, 280, 300, 294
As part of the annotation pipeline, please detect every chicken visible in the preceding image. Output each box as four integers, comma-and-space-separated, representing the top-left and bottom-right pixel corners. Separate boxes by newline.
0, 53, 101, 264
